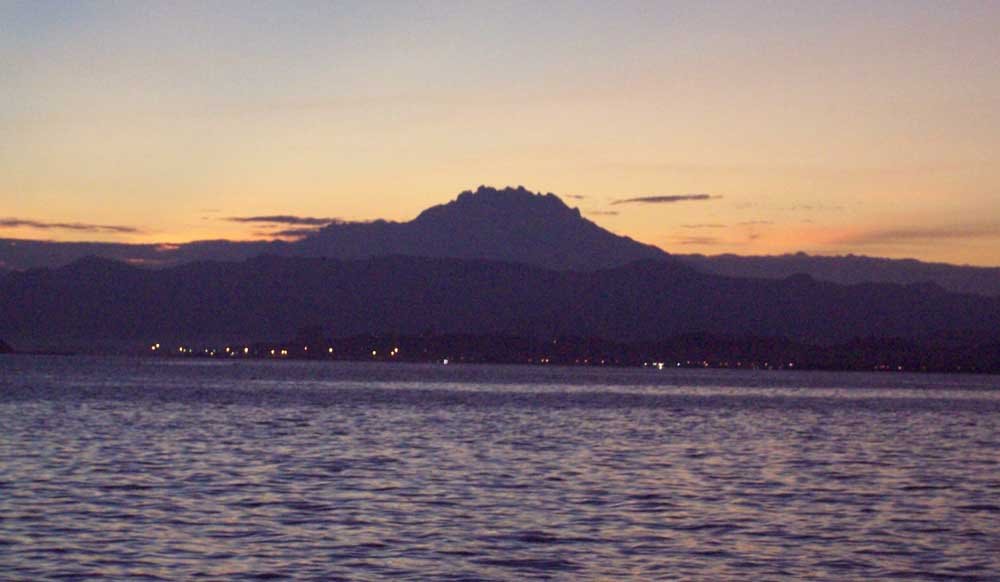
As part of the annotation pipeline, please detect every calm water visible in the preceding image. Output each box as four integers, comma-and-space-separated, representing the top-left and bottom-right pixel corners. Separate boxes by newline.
1, 355, 998, 580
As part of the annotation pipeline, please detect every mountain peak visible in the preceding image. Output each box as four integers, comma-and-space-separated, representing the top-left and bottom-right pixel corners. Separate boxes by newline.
415, 185, 579, 224
294, 185, 668, 270
461, 184, 566, 206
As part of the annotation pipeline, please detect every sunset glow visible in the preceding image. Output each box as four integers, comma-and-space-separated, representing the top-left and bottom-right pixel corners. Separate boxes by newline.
3, 2, 999, 265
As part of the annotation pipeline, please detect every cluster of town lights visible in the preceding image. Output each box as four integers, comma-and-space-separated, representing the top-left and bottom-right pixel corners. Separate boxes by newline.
152, 343, 800, 369
147, 343, 918, 372
154, 343, 309, 357
150, 342, 350, 360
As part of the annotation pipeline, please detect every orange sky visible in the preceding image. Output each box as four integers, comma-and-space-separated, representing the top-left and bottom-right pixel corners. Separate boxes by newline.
2, 2, 999, 266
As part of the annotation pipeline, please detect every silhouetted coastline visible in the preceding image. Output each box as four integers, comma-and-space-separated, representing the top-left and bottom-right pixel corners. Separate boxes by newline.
146, 332, 1000, 374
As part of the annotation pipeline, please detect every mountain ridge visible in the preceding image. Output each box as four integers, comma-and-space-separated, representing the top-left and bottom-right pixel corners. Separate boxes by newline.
3, 254, 998, 353
678, 252, 1000, 297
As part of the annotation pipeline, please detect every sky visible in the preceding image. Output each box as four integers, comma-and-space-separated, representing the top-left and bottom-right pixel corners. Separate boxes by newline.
2, 1, 999, 266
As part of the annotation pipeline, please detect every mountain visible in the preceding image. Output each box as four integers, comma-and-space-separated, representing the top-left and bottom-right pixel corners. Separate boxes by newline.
679, 252, 1000, 297
1, 185, 997, 295
0, 186, 666, 272
3, 255, 998, 352
292, 186, 668, 270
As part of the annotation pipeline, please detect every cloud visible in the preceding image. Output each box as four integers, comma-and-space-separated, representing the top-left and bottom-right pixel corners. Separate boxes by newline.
671, 236, 723, 246
565, 194, 586, 200
736, 220, 773, 226
681, 223, 726, 229
226, 215, 340, 226
267, 227, 326, 238
837, 223, 1000, 246
586, 210, 619, 216
0, 218, 140, 234
612, 194, 719, 205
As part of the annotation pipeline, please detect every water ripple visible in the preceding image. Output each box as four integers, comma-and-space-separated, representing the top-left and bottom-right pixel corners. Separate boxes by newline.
1, 355, 998, 579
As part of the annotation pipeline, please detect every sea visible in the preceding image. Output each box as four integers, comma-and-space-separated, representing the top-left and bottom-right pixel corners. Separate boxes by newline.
1, 355, 998, 580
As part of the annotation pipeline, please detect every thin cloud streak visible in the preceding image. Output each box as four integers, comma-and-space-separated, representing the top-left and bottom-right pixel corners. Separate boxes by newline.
671, 236, 723, 246
612, 194, 719, 205
0, 218, 140, 234
226, 215, 341, 226
837, 223, 1000, 246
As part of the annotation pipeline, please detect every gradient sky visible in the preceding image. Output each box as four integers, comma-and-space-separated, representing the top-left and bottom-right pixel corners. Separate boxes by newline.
3, 1, 999, 265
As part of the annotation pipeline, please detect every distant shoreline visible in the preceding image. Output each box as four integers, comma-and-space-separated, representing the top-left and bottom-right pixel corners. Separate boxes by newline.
6, 331, 998, 374
123, 333, 1000, 375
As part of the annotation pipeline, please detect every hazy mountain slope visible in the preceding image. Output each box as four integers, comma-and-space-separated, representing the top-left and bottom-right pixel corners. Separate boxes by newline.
0, 238, 279, 270
679, 252, 1000, 296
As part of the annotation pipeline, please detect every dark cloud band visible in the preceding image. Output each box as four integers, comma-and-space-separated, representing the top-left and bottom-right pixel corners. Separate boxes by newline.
0, 218, 140, 234
226, 215, 340, 226
268, 227, 326, 238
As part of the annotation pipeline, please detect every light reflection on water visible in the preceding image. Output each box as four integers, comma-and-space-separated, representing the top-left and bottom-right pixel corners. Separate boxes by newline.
1, 355, 999, 580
